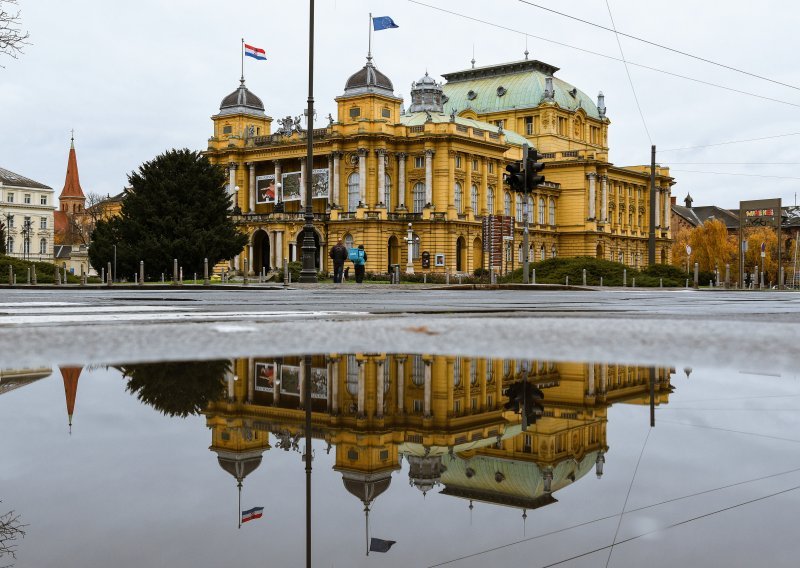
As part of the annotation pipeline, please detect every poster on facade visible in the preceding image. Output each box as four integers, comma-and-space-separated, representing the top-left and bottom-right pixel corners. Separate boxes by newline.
281, 172, 302, 201
279, 365, 328, 399
312, 168, 329, 199
256, 175, 276, 204
255, 362, 276, 392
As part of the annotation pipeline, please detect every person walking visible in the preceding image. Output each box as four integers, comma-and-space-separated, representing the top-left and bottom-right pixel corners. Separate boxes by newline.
354, 244, 367, 283
329, 239, 348, 283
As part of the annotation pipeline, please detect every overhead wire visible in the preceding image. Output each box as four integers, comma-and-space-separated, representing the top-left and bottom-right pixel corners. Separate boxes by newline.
517, 0, 800, 92
406, 1, 800, 110
660, 132, 800, 152
670, 170, 800, 181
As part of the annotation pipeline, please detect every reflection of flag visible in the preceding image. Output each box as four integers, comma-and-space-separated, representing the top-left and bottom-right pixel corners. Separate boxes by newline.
372, 16, 399, 30
369, 538, 396, 553
244, 43, 267, 60
242, 507, 264, 523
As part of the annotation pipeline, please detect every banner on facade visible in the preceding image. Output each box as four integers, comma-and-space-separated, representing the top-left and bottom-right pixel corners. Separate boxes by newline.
254, 362, 276, 392
312, 168, 329, 199
279, 365, 328, 399
482, 215, 514, 268
281, 172, 302, 202
255, 175, 276, 204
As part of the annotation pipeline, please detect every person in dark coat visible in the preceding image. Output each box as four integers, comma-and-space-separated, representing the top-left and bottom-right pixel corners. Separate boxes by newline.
329, 239, 348, 283
354, 244, 367, 283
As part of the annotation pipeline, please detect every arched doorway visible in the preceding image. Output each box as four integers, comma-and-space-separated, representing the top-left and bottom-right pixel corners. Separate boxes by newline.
596, 244, 604, 259
296, 229, 322, 270
661, 247, 667, 265
456, 236, 466, 272
473, 238, 483, 272
253, 230, 271, 274
388, 236, 400, 272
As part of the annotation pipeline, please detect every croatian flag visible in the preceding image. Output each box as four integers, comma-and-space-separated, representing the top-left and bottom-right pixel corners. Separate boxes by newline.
372, 16, 399, 31
244, 44, 267, 61
241, 506, 264, 523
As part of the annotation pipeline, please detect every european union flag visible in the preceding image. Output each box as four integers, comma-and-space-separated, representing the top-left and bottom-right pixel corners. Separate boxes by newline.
369, 538, 396, 553
372, 16, 399, 31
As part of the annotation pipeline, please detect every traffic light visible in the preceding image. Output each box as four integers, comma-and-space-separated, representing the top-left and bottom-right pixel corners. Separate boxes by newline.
525, 146, 546, 191
504, 161, 524, 192
504, 380, 545, 430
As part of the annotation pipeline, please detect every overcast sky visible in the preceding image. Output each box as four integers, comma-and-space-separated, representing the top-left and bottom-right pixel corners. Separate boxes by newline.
2, 0, 799, 209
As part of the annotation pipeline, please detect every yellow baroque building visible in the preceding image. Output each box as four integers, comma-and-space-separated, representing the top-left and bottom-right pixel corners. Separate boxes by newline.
207, 55, 674, 276
205, 354, 673, 516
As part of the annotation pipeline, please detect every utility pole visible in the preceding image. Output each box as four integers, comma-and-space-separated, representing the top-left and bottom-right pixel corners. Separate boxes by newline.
299, 0, 318, 283
648, 145, 656, 266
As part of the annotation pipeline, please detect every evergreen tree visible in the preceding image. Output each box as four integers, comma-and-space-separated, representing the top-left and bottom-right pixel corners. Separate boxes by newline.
89, 149, 247, 279
0, 219, 6, 255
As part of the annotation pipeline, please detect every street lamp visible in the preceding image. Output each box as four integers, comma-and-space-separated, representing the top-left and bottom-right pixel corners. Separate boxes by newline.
2, 213, 11, 253
404, 223, 415, 274
113, 244, 117, 283
21, 218, 33, 261
299, 0, 318, 283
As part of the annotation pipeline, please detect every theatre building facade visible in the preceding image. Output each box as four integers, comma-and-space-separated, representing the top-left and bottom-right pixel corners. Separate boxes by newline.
206, 55, 674, 276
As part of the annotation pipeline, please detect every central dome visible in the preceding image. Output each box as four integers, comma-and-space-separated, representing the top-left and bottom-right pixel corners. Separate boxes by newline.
218, 79, 265, 116
343, 57, 395, 97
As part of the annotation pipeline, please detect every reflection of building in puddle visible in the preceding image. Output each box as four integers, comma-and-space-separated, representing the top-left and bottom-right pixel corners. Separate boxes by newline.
0, 367, 52, 396
204, 356, 674, 515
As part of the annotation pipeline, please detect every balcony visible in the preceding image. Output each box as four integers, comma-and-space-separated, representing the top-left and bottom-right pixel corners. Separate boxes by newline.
231, 211, 330, 224
387, 212, 422, 221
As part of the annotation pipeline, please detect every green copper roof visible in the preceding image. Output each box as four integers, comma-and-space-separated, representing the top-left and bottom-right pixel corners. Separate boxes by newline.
441, 59, 601, 120
400, 112, 531, 147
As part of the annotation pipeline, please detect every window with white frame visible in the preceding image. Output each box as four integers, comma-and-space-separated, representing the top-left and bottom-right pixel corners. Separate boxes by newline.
412, 355, 425, 386
7, 193, 13, 203
347, 173, 360, 212
551, 244, 557, 258
346, 355, 359, 395
516, 194, 523, 220
40, 195, 47, 205
488, 162, 494, 174
39, 238, 47, 254
470, 360, 477, 385
471, 185, 478, 212
454, 182, 463, 214
540, 245, 545, 261
414, 156, 424, 168
344, 233, 354, 250
39, 217, 46, 229
7, 215, 14, 229
24, 194, 31, 204
548, 198, 555, 225
7, 237, 14, 253
472, 159, 478, 170
455, 155, 462, 169
487, 187, 494, 213
384, 174, 391, 210
504, 191, 511, 216
453, 357, 462, 386
538, 198, 545, 224
412, 233, 420, 259
412, 182, 425, 213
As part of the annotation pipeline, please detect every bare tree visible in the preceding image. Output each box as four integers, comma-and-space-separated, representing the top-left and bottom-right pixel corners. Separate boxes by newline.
0, 1, 30, 63
0, 504, 26, 568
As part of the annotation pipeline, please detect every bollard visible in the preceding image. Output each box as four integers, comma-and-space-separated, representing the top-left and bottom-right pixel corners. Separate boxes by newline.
26, 267, 31, 284
55, 267, 61, 286
632, 278, 636, 288
180, 267, 183, 285
685, 278, 689, 288
582, 268, 587, 286
194, 272, 197, 285
161, 273, 165, 283
660, 278, 663, 288
531, 268, 536, 284
565, 275, 569, 286
694, 262, 699, 288
600, 276, 603, 287
31, 266, 37, 285
80, 266, 86, 286
173, 259, 179, 285
395, 265, 400, 284
203, 258, 210, 286
458, 275, 462, 284
243, 259, 249, 285
8, 266, 12, 286
107, 262, 112, 286
445, 271, 450, 285
283, 260, 289, 286
623, 269, 627, 288
139, 261, 144, 286
63, 266, 68, 284
424, 273, 428, 284
725, 264, 730, 289
780, 266, 784, 290
754, 265, 759, 289
101, 267, 104, 283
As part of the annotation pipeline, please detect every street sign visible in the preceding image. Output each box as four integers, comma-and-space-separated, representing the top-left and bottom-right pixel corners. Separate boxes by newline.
685, 245, 692, 255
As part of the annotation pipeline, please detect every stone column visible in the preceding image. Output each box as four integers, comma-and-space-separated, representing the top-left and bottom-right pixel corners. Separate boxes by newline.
358, 148, 367, 207
587, 363, 595, 396
397, 152, 407, 210
663, 187, 670, 228
327, 154, 334, 208
331, 357, 340, 414
587, 173, 597, 220
275, 231, 283, 266
300, 158, 307, 208
248, 244, 255, 275
376, 148, 386, 207
465, 155, 474, 214
298, 362, 306, 408
481, 159, 489, 215
247, 358, 254, 403
246, 162, 256, 212
424, 149, 435, 206
357, 360, 365, 417
600, 363, 608, 394
423, 360, 432, 418
332, 151, 342, 206
273, 361, 281, 405
376, 358, 385, 418
273, 160, 282, 205
396, 357, 405, 414
601, 175, 608, 222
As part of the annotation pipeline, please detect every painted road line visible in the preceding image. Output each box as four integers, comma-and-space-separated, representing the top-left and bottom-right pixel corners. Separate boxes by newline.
0, 310, 367, 326
0, 305, 191, 314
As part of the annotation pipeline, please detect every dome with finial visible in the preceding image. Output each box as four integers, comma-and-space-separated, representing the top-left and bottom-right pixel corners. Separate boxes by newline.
343, 57, 396, 97
407, 454, 446, 495
340, 470, 393, 507
215, 449, 265, 482
219, 79, 265, 116
408, 72, 444, 114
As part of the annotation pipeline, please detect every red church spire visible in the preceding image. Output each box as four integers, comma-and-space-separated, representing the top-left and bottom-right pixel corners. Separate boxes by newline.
60, 366, 83, 434
59, 132, 86, 204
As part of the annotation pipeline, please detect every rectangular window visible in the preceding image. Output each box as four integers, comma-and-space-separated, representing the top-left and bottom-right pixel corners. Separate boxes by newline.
414, 156, 424, 168
558, 117, 568, 136
349, 107, 361, 119
488, 162, 494, 174
40, 218, 47, 229
525, 116, 533, 135
455, 155, 462, 169
454, 400, 461, 414
40, 195, 47, 205
413, 400, 423, 413
471, 398, 477, 410
7, 193, 13, 203
7, 215, 13, 228
222, 125, 232, 134
472, 159, 478, 170
381, 108, 391, 118
24, 194, 31, 204
487, 395, 493, 409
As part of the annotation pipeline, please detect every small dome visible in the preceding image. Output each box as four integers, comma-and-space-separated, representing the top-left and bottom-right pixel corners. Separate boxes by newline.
218, 79, 265, 116
407, 454, 445, 495
409, 72, 444, 114
341, 470, 393, 506
217, 455, 262, 482
343, 57, 395, 97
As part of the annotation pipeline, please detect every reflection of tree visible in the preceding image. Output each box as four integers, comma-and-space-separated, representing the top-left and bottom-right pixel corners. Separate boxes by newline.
0, 503, 26, 568
120, 360, 229, 418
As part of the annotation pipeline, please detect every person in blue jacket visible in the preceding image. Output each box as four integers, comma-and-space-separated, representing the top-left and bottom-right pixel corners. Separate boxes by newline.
354, 244, 367, 283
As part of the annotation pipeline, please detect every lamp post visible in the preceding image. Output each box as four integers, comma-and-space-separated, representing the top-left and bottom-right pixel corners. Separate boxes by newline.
2, 213, 11, 254
113, 244, 117, 283
21, 218, 33, 261
404, 222, 415, 274
299, 0, 318, 283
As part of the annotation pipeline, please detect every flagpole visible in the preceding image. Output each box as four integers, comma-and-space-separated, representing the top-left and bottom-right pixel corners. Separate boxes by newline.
368, 12, 372, 60
365, 504, 370, 556
241, 38, 244, 81
238, 481, 242, 529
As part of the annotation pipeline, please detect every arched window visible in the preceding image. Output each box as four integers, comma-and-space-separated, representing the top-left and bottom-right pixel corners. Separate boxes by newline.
504, 191, 512, 216
7, 237, 14, 253
454, 182, 463, 214
538, 197, 546, 224
619, 251, 624, 264
39, 238, 47, 255
471, 185, 479, 213
470, 360, 477, 385
527, 196, 534, 223
453, 357, 462, 386
548, 198, 555, 225
346, 354, 359, 395
412, 355, 425, 386
412, 233, 420, 259
347, 173, 360, 212
384, 174, 391, 210
344, 233, 354, 250
487, 186, 495, 213
412, 182, 425, 213
516, 194, 524, 220
551, 244, 557, 258
540, 245, 545, 261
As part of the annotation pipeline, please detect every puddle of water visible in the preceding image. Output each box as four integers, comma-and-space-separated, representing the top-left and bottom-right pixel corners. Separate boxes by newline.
1, 356, 799, 567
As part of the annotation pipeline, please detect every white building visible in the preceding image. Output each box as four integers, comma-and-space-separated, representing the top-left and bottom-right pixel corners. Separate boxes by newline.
0, 167, 56, 262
